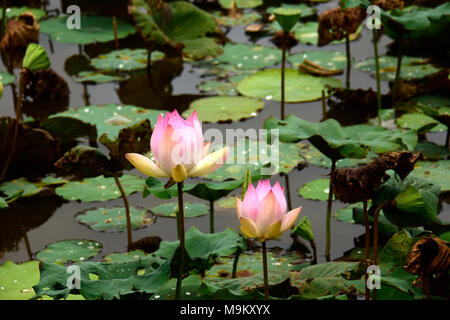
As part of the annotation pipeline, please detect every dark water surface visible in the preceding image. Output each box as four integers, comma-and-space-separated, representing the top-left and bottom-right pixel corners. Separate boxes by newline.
1, 0, 448, 265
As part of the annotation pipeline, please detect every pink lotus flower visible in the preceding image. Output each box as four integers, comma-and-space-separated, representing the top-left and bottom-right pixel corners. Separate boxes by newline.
236, 180, 302, 242
126, 110, 229, 182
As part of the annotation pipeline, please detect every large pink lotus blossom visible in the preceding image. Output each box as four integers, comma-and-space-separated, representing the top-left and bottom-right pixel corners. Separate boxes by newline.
126, 110, 229, 182
236, 180, 302, 242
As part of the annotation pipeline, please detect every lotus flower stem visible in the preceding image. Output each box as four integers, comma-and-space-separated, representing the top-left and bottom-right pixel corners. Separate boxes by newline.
113, 174, 133, 248
112, 16, 119, 50
261, 241, 269, 300
231, 247, 241, 278
372, 201, 390, 300
363, 199, 370, 300
325, 159, 336, 262
392, 34, 403, 102
310, 240, 318, 265
445, 129, 449, 149
281, 33, 287, 120
175, 182, 186, 300
0, 69, 26, 182
321, 89, 327, 120
48, 38, 54, 54
372, 29, 382, 126
345, 33, 351, 89
284, 174, 293, 211
209, 199, 214, 233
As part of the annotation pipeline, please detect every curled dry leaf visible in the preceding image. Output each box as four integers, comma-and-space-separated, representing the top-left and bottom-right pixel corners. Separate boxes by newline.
331, 151, 423, 203
396, 69, 450, 101
298, 60, 343, 76
372, 0, 404, 11
317, 7, 365, 46
0, 12, 40, 69
404, 236, 450, 297
128, 236, 162, 253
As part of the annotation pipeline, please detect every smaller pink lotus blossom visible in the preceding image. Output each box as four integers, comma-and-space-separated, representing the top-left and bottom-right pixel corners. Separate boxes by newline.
236, 180, 302, 242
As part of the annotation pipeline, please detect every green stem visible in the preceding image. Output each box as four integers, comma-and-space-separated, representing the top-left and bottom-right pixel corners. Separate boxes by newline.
0, 70, 25, 182
310, 240, 318, 265
231, 247, 241, 278
363, 199, 370, 301
324, 159, 336, 262
114, 174, 132, 249
322, 89, 327, 120
261, 241, 269, 300
372, 29, 382, 126
281, 34, 286, 120
445, 129, 449, 149
345, 33, 351, 89
209, 199, 214, 234
112, 16, 119, 50
284, 174, 292, 211
175, 182, 185, 300
392, 34, 403, 102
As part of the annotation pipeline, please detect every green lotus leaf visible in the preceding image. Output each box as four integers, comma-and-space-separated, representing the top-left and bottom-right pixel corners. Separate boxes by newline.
40, 15, 136, 44
103, 250, 147, 263
396, 113, 446, 134
22, 43, 51, 72
183, 180, 243, 202
213, 11, 261, 26
36, 239, 103, 264
55, 174, 146, 202
291, 22, 361, 45
90, 49, 164, 72
273, 8, 302, 32
237, 69, 342, 103
0, 261, 40, 300
288, 50, 351, 71
298, 178, 333, 202
181, 37, 223, 61
76, 207, 154, 232
216, 43, 281, 70
152, 202, 209, 218
411, 160, 450, 192
74, 71, 127, 83
218, 0, 262, 9
197, 80, 238, 96
0, 6, 46, 20
413, 142, 450, 161
183, 96, 264, 123
267, 4, 316, 19
292, 216, 314, 241
0, 177, 67, 204
355, 56, 441, 81
0, 72, 15, 86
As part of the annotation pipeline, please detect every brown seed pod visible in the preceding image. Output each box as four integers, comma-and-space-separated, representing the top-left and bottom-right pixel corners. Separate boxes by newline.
317, 7, 366, 46
330, 151, 423, 203
0, 12, 40, 70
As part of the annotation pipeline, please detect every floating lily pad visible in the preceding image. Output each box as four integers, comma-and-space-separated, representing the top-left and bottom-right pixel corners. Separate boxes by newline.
55, 174, 146, 202
213, 11, 261, 26
298, 178, 333, 201
288, 50, 350, 71
0, 177, 67, 204
0, 6, 46, 20
181, 38, 223, 61
237, 68, 342, 102
197, 80, 238, 96
217, 196, 236, 209
0, 72, 15, 86
74, 71, 127, 83
49, 104, 162, 139
396, 113, 446, 134
36, 240, 103, 264
354, 56, 441, 81
412, 94, 450, 109
217, 43, 281, 70
90, 49, 164, 72
0, 261, 40, 300
152, 202, 209, 218
411, 160, 450, 192
40, 15, 136, 44
183, 96, 264, 123
413, 142, 450, 160
77, 207, 154, 232
292, 22, 361, 45
267, 4, 316, 19
103, 250, 147, 263
218, 0, 262, 9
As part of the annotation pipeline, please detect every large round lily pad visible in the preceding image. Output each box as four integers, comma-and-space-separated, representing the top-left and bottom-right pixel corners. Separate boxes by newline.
266, 4, 316, 18
36, 240, 103, 264
103, 250, 147, 263
218, 0, 262, 9
411, 160, 450, 192
396, 113, 446, 134
40, 15, 136, 44
0, 177, 67, 204
237, 68, 342, 102
55, 174, 146, 202
152, 202, 209, 218
197, 80, 238, 96
292, 22, 361, 45
183, 96, 264, 123
0, 6, 46, 20
90, 49, 164, 72
354, 56, 441, 81
49, 104, 162, 139
76, 207, 154, 232
298, 178, 333, 201
74, 71, 127, 83
0, 261, 40, 300
217, 43, 281, 70
213, 11, 261, 26
288, 50, 350, 71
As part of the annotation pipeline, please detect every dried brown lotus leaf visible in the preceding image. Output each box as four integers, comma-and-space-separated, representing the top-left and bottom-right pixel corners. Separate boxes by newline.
317, 7, 365, 47
372, 0, 404, 11
0, 12, 40, 69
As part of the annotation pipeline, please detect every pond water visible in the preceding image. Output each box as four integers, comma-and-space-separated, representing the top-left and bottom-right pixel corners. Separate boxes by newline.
0, 0, 448, 266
